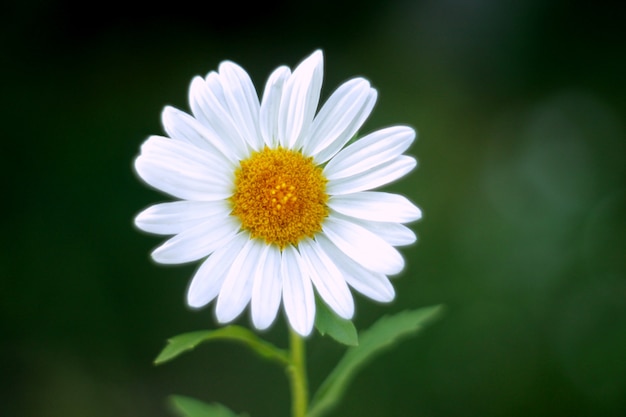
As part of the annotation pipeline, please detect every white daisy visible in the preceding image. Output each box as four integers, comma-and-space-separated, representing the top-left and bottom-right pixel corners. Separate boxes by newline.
134, 50, 421, 336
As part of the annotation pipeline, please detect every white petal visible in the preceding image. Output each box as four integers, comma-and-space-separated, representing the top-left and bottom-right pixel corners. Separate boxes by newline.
215, 238, 266, 323
281, 245, 315, 336
328, 192, 422, 223
151, 215, 239, 264
324, 126, 416, 180
189, 75, 249, 159
316, 234, 395, 302
298, 238, 354, 319
346, 267, 395, 302
314, 89, 377, 164
187, 232, 248, 308
322, 216, 404, 275
251, 246, 282, 330
367, 222, 416, 247
204, 71, 229, 107
301, 78, 368, 154
134, 135, 233, 201
138, 135, 231, 175
326, 155, 416, 195
219, 61, 263, 151
259, 66, 291, 148
135, 200, 231, 235
134, 152, 232, 201
306, 81, 377, 164
339, 215, 417, 246
278, 50, 324, 148
161, 106, 238, 164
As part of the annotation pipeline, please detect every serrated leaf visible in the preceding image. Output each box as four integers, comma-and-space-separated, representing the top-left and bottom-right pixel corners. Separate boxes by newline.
308, 305, 445, 417
154, 325, 289, 366
168, 395, 247, 417
314, 297, 358, 346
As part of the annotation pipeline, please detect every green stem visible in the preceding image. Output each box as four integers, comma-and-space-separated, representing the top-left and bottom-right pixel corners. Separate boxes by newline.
287, 329, 308, 417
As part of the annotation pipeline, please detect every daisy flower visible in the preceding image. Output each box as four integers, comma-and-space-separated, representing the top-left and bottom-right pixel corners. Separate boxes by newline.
134, 50, 421, 336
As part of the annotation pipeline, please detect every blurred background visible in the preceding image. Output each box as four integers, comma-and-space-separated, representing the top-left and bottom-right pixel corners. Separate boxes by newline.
1, 0, 625, 416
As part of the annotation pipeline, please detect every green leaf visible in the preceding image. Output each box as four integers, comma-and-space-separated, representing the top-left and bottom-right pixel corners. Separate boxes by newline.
168, 395, 247, 417
314, 297, 358, 346
154, 325, 289, 366
308, 305, 445, 417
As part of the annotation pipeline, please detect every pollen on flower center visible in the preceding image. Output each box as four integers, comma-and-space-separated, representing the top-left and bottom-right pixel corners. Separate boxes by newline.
230, 147, 329, 248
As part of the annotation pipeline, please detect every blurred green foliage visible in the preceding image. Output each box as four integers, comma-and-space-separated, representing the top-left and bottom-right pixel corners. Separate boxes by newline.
1, 1, 624, 416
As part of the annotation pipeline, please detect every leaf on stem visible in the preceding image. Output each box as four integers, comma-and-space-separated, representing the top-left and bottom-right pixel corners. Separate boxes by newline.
314, 297, 358, 346
308, 305, 445, 417
154, 325, 290, 366
168, 395, 248, 417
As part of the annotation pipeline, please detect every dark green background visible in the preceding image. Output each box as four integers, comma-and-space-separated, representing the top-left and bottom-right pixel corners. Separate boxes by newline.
2, 1, 625, 416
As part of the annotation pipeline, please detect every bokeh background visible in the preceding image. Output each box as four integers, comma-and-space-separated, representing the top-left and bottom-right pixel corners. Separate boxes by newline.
2, 0, 625, 416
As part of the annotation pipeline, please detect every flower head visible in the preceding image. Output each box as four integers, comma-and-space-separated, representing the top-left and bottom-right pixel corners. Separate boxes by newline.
134, 50, 421, 336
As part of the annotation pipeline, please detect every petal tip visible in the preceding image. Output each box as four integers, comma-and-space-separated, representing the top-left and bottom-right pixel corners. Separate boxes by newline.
186, 293, 209, 309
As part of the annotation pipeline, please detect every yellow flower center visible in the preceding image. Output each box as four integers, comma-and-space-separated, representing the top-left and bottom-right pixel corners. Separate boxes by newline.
230, 146, 329, 248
